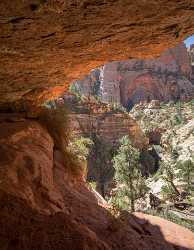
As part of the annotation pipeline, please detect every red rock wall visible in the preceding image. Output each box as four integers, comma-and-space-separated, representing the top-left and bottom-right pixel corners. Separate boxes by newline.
76, 43, 194, 108
0, 115, 194, 249
1, 1, 194, 106
67, 112, 148, 150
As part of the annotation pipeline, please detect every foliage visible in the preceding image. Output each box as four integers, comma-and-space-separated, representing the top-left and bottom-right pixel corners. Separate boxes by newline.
111, 103, 127, 113
38, 106, 85, 176
160, 147, 194, 201
39, 105, 70, 151
161, 184, 179, 202
67, 136, 93, 162
69, 81, 81, 99
88, 181, 97, 190
112, 136, 149, 212
176, 157, 194, 194
93, 78, 101, 97
174, 101, 185, 125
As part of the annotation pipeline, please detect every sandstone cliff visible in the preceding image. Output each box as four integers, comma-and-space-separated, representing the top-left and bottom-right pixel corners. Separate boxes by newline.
0, 114, 194, 249
1, 1, 194, 106
74, 43, 194, 109
64, 96, 148, 149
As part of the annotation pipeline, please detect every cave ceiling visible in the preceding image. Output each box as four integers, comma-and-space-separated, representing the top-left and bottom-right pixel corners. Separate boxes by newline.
1, 0, 194, 107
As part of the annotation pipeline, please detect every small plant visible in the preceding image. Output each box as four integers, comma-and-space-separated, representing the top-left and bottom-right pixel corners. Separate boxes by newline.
38, 106, 85, 176
69, 81, 81, 99
88, 181, 97, 190
67, 136, 93, 162
38, 105, 70, 151
111, 103, 127, 113
161, 184, 179, 202
176, 157, 194, 194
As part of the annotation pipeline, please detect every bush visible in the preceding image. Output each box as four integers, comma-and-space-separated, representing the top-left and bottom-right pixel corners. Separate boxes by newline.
38, 106, 70, 151
38, 106, 84, 176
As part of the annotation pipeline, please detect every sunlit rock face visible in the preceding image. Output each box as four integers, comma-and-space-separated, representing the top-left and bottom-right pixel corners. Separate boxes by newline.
65, 100, 148, 150
74, 43, 194, 109
1, 1, 194, 106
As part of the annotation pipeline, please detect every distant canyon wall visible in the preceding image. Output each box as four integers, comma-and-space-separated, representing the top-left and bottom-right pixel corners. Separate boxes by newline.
73, 43, 194, 109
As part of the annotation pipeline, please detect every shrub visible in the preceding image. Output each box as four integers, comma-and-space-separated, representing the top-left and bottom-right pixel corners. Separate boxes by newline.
38, 106, 84, 176
38, 106, 70, 151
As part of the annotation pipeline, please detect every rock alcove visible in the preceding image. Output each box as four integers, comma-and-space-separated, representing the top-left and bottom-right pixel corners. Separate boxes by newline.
0, 1, 194, 249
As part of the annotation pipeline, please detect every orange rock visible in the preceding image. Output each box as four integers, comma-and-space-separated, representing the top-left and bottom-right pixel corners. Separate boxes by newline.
1, 1, 194, 106
0, 116, 194, 249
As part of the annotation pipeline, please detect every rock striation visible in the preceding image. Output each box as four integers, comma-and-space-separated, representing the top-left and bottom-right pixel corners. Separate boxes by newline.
74, 43, 194, 109
0, 115, 194, 249
1, 1, 194, 106
64, 96, 148, 150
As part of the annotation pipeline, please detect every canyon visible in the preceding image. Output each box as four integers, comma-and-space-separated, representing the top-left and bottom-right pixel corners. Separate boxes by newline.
73, 43, 194, 109
1, 0, 194, 249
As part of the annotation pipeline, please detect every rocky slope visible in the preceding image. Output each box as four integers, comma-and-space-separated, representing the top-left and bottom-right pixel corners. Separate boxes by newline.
0, 114, 194, 249
130, 100, 194, 204
1, 1, 194, 106
73, 43, 194, 109
131, 100, 194, 157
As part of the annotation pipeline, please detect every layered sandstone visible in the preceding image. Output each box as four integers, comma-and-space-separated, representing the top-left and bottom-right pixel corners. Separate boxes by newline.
0, 116, 194, 250
74, 43, 194, 108
65, 98, 148, 150
1, 1, 194, 106
63, 96, 150, 195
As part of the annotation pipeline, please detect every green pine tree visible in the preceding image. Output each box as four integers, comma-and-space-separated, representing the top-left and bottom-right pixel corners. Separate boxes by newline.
176, 157, 194, 194
112, 136, 149, 212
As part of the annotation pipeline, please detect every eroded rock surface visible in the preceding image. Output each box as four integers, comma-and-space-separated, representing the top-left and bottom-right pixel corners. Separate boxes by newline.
63, 96, 148, 149
1, 1, 194, 106
74, 43, 194, 108
0, 116, 194, 249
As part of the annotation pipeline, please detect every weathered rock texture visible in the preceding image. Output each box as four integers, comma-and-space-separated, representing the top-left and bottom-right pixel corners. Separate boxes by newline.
74, 43, 194, 108
1, 1, 194, 106
64, 97, 148, 149
0, 116, 194, 250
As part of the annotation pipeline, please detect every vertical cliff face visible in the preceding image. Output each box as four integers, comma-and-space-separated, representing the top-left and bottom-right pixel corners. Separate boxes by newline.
74, 43, 194, 109
188, 44, 194, 82
66, 101, 147, 149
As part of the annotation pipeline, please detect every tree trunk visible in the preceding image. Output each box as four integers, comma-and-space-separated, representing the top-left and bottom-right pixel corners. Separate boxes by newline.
131, 197, 135, 212
170, 181, 180, 196
129, 175, 135, 212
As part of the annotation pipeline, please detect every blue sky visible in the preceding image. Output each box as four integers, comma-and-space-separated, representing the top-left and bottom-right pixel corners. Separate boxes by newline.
184, 35, 194, 48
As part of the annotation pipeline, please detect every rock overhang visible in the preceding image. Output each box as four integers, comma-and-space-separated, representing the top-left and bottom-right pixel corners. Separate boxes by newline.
1, 0, 194, 107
